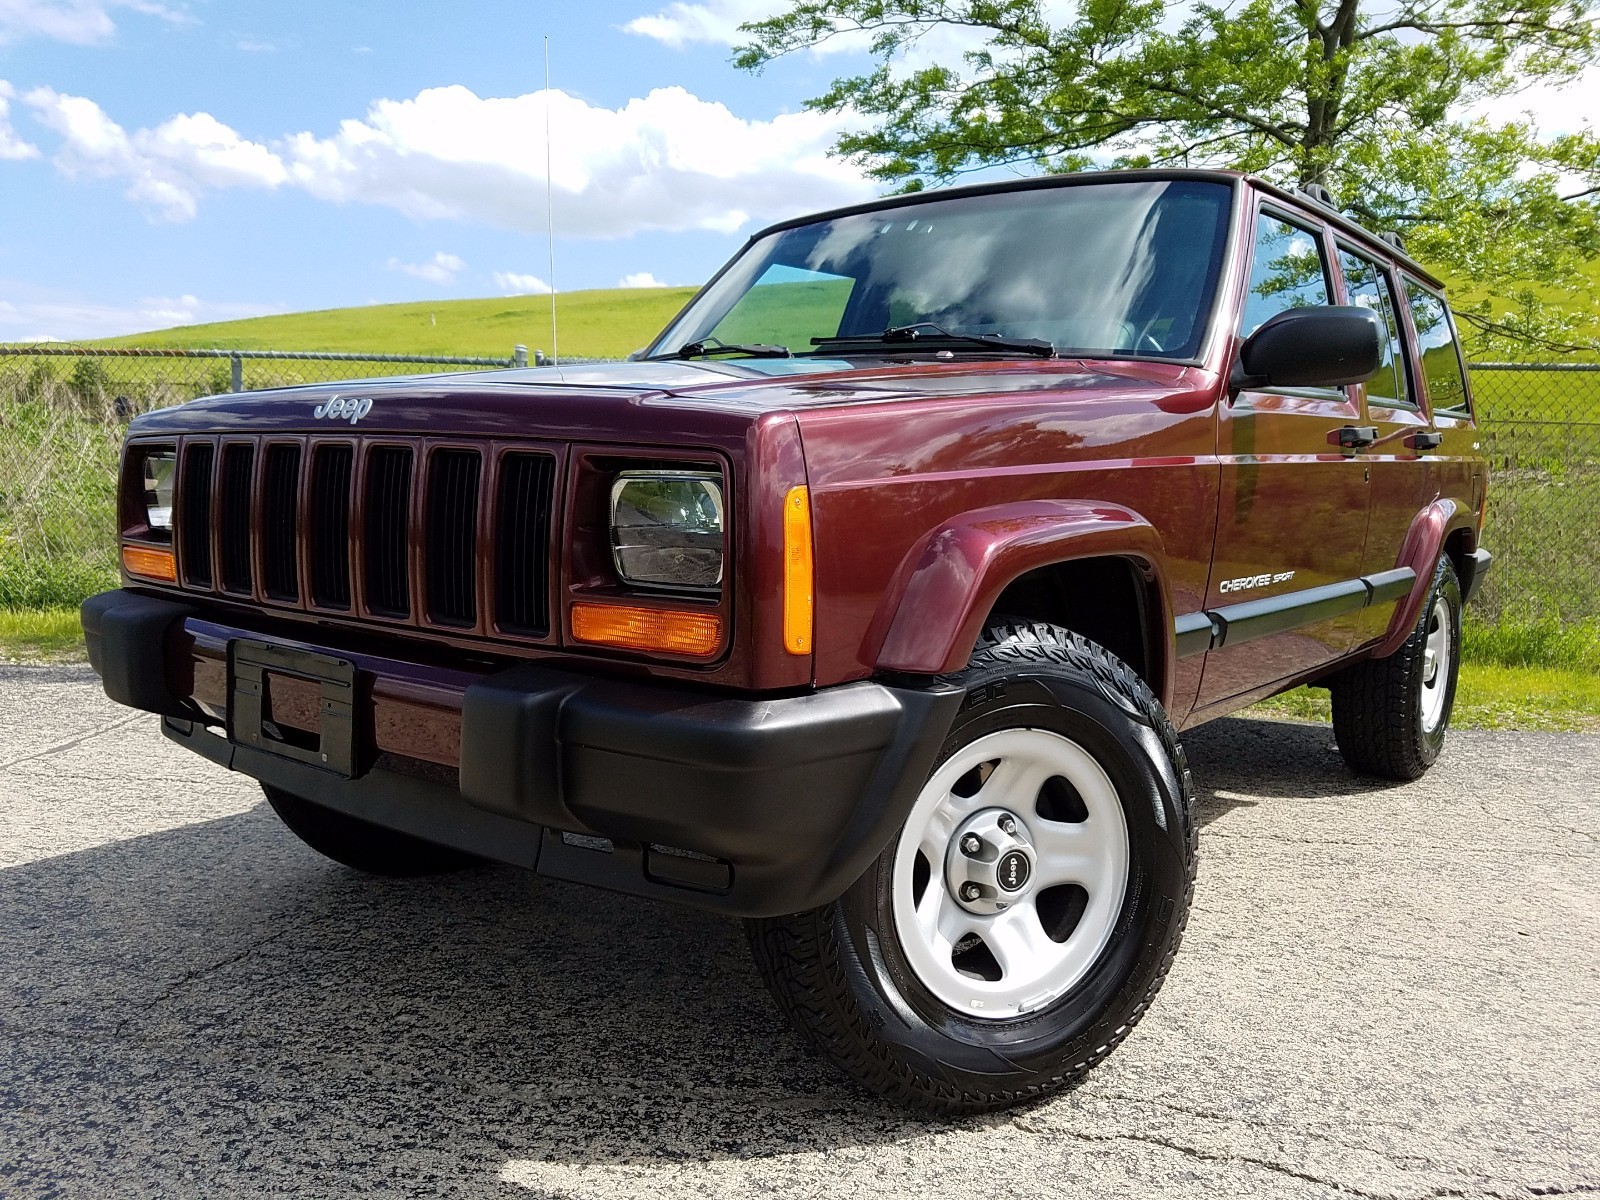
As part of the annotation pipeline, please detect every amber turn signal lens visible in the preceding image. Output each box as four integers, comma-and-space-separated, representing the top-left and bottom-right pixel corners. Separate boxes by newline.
571, 602, 722, 657
122, 544, 177, 583
782, 485, 813, 656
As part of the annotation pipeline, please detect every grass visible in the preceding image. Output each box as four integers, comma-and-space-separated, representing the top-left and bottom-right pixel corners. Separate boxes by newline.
0, 608, 85, 662
1251, 663, 1600, 732
92, 286, 700, 361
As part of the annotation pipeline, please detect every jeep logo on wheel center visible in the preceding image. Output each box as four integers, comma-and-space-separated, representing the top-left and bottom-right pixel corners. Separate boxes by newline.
997, 850, 1031, 892
312, 396, 373, 424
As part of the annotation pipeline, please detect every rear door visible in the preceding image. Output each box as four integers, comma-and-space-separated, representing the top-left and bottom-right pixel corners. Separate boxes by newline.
1336, 245, 1437, 645
1196, 201, 1373, 708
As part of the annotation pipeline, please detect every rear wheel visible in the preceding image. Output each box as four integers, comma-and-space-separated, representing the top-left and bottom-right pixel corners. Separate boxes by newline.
263, 784, 483, 877
746, 620, 1196, 1114
1331, 555, 1462, 781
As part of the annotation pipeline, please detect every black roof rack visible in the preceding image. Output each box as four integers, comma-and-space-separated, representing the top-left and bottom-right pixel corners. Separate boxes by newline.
1377, 229, 1407, 253
1295, 183, 1338, 211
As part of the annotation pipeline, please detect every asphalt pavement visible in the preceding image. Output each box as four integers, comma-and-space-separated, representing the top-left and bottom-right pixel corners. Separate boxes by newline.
1, 663, 1596, 1199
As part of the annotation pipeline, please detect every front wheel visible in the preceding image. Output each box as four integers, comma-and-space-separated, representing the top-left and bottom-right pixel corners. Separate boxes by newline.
746, 621, 1196, 1114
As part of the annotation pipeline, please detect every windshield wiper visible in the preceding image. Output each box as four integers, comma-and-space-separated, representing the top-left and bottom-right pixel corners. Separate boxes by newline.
810, 322, 1055, 358
655, 336, 791, 360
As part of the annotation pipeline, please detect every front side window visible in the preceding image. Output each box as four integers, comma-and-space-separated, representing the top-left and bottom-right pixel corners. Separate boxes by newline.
1240, 211, 1333, 338
1339, 248, 1410, 406
1404, 281, 1471, 414
651, 180, 1235, 361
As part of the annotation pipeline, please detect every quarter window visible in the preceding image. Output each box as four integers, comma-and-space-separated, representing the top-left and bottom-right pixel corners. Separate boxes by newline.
1338, 249, 1410, 406
1240, 212, 1334, 339
1403, 282, 1471, 414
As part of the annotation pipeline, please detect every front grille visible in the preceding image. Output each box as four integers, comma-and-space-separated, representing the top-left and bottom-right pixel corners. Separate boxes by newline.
218, 444, 254, 595
495, 453, 556, 635
310, 444, 353, 609
159, 437, 556, 639
425, 449, 482, 626
363, 447, 413, 618
261, 445, 301, 602
179, 443, 214, 588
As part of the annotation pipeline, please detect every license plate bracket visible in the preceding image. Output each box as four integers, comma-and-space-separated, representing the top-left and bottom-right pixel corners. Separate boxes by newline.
229, 640, 358, 778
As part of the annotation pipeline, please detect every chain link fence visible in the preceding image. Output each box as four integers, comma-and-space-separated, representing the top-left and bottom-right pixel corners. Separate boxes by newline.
1468, 363, 1600, 624
0, 344, 542, 608
0, 344, 1594, 621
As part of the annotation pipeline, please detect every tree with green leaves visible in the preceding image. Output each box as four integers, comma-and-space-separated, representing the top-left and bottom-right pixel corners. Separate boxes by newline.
736, 0, 1600, 352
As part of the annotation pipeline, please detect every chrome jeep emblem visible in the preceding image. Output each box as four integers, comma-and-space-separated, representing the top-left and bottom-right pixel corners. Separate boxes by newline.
312, 396, 373, 424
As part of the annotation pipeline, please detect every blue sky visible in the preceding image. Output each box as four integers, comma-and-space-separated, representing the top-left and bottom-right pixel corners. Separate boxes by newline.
0, 0, 887, 341
3, 1, 1594, 343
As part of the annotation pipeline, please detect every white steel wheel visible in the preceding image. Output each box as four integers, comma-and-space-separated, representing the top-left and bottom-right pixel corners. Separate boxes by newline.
1420, 595, 1453, 734
890, 726, 1130, 1020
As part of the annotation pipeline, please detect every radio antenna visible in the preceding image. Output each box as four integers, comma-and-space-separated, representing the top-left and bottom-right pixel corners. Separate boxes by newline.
544, 34, 559, 366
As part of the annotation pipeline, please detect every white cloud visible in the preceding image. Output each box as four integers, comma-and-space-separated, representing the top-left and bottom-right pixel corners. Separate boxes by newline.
0, 0, 185, 46
280, 84, 872, 239
389, 251, 465, 285
493, 271, 552, 295
22, 86, 286, 220
12, 81, 874, 235
0, 81, 39, 159
618, 272, 668, 288
0, 287, 279, 341
621, 0, 772, 48
1471, 66, 1600, 139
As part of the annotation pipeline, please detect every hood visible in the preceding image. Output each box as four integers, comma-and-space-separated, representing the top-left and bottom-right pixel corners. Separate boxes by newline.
128, 356, 1209, 440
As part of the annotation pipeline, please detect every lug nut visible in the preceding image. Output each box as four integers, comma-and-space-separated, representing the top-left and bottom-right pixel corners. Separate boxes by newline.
960, 834, 982, 856
960, 882, 983, 902
998, 815, 1017, 836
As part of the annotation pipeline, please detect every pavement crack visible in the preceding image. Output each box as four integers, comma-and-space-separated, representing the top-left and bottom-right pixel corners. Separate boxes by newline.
0, 713, 144, 773
1012, 1117, 1393, 1199
112, 927, 293, 1034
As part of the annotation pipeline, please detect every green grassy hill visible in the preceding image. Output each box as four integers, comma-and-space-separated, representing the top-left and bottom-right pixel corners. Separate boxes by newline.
97, 286, 701, 361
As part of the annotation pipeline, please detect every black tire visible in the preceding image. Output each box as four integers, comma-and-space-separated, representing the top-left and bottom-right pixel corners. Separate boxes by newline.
1331, 555, 1462, 782
263, 784, 483, 877
745, 620, 1197, 1115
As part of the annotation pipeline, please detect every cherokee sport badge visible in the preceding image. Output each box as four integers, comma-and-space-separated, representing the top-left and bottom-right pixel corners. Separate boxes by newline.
312, 396, 373, 424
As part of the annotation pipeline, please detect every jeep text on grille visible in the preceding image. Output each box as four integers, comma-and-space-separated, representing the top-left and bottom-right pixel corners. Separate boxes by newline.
84, 169, 1491, 1115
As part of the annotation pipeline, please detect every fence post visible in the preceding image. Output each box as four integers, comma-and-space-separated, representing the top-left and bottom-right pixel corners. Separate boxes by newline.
230, 353, 243, 393
513, 344, 528, 368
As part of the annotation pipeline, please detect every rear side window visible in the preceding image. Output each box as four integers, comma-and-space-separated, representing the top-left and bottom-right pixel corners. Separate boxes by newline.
1240, 211, 1333, 338
1338, 248, 1410, 406
1403, 281, 1471, 414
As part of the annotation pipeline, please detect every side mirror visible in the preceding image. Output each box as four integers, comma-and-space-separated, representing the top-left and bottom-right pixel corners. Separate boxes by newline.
1231, 305, 1382, 391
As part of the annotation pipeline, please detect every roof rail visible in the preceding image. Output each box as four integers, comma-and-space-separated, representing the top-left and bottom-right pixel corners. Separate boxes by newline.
1377, 229, 1407, 253
1295, 182, 1338, 210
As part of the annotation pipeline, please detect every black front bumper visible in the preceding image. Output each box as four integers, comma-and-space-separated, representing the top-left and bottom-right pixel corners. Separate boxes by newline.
81, 589, 962, 917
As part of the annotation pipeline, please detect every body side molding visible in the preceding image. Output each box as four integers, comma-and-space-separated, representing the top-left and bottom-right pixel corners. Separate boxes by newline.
1174, 567, 1419, 657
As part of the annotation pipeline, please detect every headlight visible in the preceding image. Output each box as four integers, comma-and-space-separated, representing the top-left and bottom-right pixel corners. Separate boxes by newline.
610, 470, 724, 591
142, 450, 176, 532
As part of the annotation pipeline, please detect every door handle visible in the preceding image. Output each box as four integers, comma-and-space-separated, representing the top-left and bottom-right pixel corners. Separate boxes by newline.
1404, 431, 1443, 453
1329, 425, 1379, 449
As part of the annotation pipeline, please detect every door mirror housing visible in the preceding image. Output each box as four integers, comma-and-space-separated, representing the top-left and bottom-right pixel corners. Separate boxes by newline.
1231, 305, 1383, 391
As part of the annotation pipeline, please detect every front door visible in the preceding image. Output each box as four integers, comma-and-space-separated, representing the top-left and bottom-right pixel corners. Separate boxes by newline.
1196, 205, 1373, 708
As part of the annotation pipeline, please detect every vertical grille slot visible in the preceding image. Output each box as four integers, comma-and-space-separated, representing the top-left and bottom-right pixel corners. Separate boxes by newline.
309, 444, 353, 610
218, 444, 254, 595
363, 446, 413, 618
261, 445, 301, 602
179, 443, 214, 589
425, 449, 481, 626
493, 452, 555, 636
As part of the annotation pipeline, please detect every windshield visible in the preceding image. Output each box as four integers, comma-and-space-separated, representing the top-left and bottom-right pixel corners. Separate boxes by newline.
650, 179, 1234, 361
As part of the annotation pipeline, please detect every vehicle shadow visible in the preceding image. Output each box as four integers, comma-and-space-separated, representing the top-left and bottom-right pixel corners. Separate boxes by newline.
2, 715, 1381, 1196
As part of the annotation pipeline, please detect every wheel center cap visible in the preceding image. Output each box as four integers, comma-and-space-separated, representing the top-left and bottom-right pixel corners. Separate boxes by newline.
996, 850, 1031, 892
947, 808, 1036, 914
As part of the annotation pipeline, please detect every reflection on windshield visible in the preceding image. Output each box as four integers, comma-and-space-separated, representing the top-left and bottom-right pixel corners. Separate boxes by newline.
652, 179, 1234, 361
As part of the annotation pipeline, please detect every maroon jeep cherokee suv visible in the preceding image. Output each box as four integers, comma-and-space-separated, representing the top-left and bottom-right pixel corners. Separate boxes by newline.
84, 169, 1491, 1114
